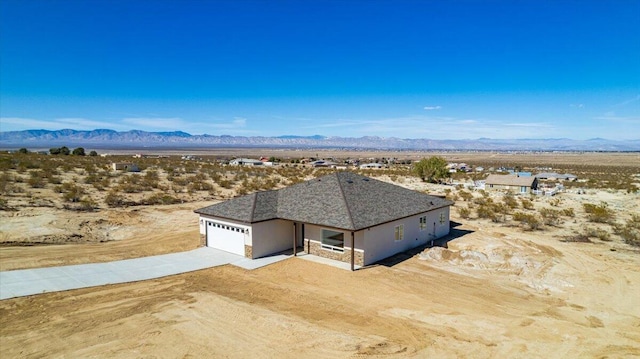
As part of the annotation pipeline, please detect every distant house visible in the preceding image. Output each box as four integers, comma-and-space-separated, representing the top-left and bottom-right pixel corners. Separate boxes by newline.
112, 162, 140, 172
195, 172, 454, 269
229, 158, 263, 166
535, 172, 577, 181
359, 163, 383, 169
484, 174, 537, 194
311, 160, 338, 168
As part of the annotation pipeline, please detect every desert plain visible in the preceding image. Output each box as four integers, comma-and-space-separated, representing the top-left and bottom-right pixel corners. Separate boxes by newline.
0, 150, 639, 358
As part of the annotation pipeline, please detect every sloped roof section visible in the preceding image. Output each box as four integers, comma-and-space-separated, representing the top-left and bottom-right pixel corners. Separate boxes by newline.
195, 172, 454, 231
485, 174, 536, 187
195, 192, 260, 223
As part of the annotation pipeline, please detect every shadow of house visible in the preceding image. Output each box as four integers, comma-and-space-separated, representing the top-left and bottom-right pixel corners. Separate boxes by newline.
374, 221, 474, 268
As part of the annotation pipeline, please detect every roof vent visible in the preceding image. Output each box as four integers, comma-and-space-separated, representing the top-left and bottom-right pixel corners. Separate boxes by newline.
346, 180, 353, 184
362, 178, 369, 181
430, 201, 434, 205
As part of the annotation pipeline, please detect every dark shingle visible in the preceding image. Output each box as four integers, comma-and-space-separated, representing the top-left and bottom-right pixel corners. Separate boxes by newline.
195, 171, 454, 230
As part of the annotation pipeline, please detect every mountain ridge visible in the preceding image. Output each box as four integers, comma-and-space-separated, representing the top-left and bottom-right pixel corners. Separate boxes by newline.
1, 129, 639, 151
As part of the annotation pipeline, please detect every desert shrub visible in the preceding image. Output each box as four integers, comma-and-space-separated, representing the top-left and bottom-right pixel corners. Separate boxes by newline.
561, 208, 575, 217
584, 227, 611, 241
104, 191, 127, 207
458, 206, 471, 219
512, 211, 542, 230
458, 190, 473, 201
142, 193, 181, 205
583, 202, 614, 223
188, 181, 214, 191
56, 182, 85, 202
64, 198, 96, 211
477, 203, 507, 222
142, 170, 160, 189
614, 214, 640, 247
521, 198, 534, 210
503, 193, 519, 209
539, 208, 562, 226
549, 198, 563, 207
28, 170, 47, 188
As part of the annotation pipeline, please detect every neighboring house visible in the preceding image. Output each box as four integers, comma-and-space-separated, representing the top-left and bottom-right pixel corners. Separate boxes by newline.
359, 163, 383, 169
195, 172, 453, 270
311, 160, 338, 168
535, 172, 578, 181
229, 158, 264, 166
484, 174, 538, 194
112, 162, 140, 172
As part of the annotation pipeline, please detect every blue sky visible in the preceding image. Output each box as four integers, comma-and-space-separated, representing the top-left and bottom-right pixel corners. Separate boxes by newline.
1, 0, 639, 140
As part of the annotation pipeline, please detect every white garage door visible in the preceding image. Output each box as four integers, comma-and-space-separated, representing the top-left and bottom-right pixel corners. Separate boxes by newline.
206, 222, 246, 256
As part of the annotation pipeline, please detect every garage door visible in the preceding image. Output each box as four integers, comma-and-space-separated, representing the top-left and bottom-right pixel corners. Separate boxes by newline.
206, 222, 246, 256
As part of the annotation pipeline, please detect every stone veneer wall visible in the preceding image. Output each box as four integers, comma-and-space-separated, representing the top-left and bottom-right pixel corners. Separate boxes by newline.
305, 239, 364, 267
244, 245, 253, 259
200, 234, 206, 247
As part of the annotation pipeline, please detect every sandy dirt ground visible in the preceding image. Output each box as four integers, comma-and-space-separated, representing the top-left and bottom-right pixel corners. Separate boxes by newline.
1, 152, 639, 358
0, 202, 207, 271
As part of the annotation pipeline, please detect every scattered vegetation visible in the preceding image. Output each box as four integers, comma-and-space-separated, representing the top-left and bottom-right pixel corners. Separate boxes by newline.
412, 156, 450, 183
583, 202, 614, 223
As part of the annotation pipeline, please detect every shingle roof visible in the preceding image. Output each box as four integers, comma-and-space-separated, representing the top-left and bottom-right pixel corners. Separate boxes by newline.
195, 172, 454, 231
485, 174, 536, 187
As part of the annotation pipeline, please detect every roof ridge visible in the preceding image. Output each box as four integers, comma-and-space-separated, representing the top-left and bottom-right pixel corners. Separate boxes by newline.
335, 172, 356, 230
248, 192, 259, 222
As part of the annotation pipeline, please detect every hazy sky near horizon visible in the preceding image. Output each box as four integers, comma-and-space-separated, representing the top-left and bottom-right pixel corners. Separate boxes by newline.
1, 0, 639, 140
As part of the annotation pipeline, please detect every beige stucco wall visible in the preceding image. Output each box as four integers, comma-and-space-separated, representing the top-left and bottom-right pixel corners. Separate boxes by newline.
251, 219, 294, 258
361, 207, 450, 265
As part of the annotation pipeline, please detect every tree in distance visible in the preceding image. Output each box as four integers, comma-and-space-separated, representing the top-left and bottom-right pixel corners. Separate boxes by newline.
89, 150, 98, 156
72, 147, 86, 156
50, 146, 70, 155
412, 156, 450, 183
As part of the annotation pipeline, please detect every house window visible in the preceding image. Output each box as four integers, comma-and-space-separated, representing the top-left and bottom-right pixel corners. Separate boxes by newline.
394, 225, 404, 241
439, 212, 446, 225
489, 184, 494, 188
419, 216, 427, 231
520, 186, 527, 193
321, 229, 344, 252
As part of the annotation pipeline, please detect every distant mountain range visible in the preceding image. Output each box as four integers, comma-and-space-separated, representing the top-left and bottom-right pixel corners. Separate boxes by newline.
1, 129, 639, 151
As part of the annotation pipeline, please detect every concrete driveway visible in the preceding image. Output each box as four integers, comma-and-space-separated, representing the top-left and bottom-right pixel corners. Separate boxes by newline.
0, 247, 292, 300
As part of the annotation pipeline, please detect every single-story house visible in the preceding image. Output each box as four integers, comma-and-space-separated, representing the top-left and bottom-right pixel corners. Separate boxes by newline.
484, 174, 538, 194
535, 172, 577, 181
112, 162, 139, 172
229, 158, 264, 166
310, 160, 338, 168
359, 163, 384, 169
195, 172, 454, 270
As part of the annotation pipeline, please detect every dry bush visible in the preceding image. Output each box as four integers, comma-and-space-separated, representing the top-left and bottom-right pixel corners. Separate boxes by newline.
512, 211, 542, 230
503, 193, 519, 209
583, 227, 611, 241
583, 202, 614, 223
614, 214, 640, 247
458, 190, 473, 201
458, 206, 471, 219
56, 182, 85, 202
104, 191, 127, 207
28, 170, 47, 188
142, 193, 181, 205
476, 202, 509, 223
539, 208, 563, 226
521, 198, 534, 210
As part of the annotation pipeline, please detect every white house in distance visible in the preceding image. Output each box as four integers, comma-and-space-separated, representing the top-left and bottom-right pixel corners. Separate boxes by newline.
195, 172, 454, 270
229, 158, 264, 166
359, 163, 384, 169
